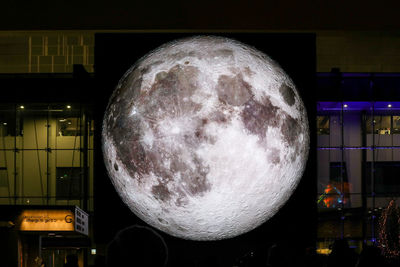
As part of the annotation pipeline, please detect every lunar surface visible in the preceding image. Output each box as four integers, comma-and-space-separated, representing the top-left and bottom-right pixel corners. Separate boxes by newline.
102, 36, 309, 241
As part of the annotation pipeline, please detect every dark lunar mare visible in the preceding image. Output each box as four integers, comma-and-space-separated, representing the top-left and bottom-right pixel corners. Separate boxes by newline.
104, 63, 213, 207
104, 66, 149, 179
104, 46, 307, 211
240, 94, 303, 163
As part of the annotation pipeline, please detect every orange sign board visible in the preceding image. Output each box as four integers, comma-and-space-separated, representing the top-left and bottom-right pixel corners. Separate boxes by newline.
19, 210, 74, 232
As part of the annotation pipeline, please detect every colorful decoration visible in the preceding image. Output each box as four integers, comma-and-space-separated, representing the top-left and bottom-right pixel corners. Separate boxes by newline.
378, 200, 400, 258
317, 182, 350, 208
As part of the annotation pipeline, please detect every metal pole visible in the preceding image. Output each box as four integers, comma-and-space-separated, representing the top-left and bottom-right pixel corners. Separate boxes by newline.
14, 104, 17, 205
361, 111, 367, 246
340, 101, 345, 239
83, 109, 89, 211
39, 235, 42, 258
371, 99, 376, 243
46, 105, 50, 205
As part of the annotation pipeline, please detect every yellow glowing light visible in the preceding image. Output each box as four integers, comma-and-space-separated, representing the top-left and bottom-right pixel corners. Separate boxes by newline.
343, 104, 348, 108
67, 105, 71, 109
316, 248, 332, 255
20, 105, 24, 109
388, 104, 392, 108
19, 210, 74, 232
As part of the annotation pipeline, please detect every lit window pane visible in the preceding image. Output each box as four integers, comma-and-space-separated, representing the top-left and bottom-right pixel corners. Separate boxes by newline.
393, 116, 400, 134
365, 115, 391, 134
317, 116, 329, 135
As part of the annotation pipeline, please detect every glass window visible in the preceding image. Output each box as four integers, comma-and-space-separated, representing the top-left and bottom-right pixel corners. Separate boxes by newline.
319, 162, 350, 208
57, 117, 81, 136
0, 111, 22, 136
330, 162, 348, 183
0, 103, 94, 210
0, 167, 7, 187
366, 115, 393, 134
393, 116, 400, 134
56, 167, 82, 200
317, 116, 329, 135
317, 101, 400, 246
365, 162, 400, 195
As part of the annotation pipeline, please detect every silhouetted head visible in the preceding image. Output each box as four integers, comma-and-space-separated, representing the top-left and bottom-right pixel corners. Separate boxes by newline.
66, 254, 78, 265
356, 245, 385, 267
330, 239, 350, 256
106, 225, 168, 267
94, 255, 106, 267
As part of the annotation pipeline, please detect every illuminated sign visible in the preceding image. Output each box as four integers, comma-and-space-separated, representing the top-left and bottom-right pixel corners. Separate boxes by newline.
19, 210, 75, 232
75, 206, 89, 236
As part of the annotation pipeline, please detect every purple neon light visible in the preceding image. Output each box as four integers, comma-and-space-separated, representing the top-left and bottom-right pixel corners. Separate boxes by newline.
317, 72, 400, 78
318, 146, 400, 150
318, 101, 400, 111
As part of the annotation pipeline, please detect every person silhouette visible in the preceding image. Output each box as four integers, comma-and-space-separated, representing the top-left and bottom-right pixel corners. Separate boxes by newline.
106, 225, 169, 267
64, 254, 79, 267
356, 245, 386, 267
327, 239, 357, 267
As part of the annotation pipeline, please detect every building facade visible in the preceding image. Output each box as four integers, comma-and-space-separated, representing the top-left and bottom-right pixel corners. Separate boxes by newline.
0, 71, 95, 267
316, 73, 400, 254
1, 30, 400, 265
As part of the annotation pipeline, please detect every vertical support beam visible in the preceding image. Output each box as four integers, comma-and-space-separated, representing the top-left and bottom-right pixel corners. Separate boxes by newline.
361, 111, 367, 246
83, 248, 88, 267
340, 100, 345, 239
371, 101, 376, 243
14, 104, 17, 205
38, 235, 42, 258
46, 105, 50, 205
82, 109, 89, 211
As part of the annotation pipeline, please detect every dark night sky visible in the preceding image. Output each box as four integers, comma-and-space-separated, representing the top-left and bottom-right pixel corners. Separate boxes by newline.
2, 0, 400, 30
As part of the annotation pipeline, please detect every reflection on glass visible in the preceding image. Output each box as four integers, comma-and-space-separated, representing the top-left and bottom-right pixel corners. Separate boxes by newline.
56, 167, 82, 200
317, 101, 400, 245
366, 115, 395, 135
393, 116, 400, 134
317, 116, 330, 135
57, 117, 81, 136
0, 103, 94, 210
366, 161, 400, 195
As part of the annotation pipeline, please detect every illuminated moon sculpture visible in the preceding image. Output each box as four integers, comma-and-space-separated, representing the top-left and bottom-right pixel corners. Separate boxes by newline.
102, 36, 309, 240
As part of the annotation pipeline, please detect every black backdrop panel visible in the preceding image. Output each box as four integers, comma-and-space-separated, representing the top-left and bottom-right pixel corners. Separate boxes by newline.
94, 33, 316, 266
